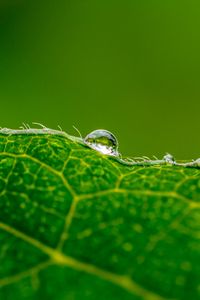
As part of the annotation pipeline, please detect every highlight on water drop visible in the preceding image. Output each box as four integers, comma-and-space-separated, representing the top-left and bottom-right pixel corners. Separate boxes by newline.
84, 129, 119, 157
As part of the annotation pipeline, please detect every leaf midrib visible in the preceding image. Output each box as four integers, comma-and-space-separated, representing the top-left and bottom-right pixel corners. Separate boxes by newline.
0, 221, 165, 300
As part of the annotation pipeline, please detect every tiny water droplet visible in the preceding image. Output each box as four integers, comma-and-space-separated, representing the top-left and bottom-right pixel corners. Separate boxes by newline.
84, 129, 119, 156
163, 153, 176, 164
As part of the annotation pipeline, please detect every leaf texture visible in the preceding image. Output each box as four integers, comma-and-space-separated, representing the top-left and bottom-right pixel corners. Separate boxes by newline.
0, 130, 199, 300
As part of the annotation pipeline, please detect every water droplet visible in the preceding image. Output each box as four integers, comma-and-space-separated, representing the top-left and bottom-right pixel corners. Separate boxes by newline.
84, 129, 119, 156
163, 153, 176, 164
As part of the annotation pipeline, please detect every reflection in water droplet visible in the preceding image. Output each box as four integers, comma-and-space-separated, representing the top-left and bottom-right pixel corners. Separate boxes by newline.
84, 129, 119, 156
163, 153, 176, 164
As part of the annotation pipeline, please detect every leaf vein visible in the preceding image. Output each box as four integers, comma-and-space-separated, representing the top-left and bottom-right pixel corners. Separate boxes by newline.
0, 222, 166, 300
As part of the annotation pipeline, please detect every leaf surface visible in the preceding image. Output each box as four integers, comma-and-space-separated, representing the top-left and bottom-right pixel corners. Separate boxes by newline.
0, 130, 199, 300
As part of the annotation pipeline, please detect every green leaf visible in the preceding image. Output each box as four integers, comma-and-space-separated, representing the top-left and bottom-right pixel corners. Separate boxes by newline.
0, 129, 199, 300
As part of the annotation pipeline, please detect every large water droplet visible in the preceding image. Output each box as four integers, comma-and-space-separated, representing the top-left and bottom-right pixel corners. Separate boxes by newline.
84, 129, 119, 156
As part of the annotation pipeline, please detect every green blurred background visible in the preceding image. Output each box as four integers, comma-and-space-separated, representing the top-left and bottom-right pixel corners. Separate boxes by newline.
0, 0, 200, 159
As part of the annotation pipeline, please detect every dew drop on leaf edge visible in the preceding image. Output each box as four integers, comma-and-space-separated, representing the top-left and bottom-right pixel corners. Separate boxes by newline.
163, 153, 176, 164
84, 129, 119, 157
